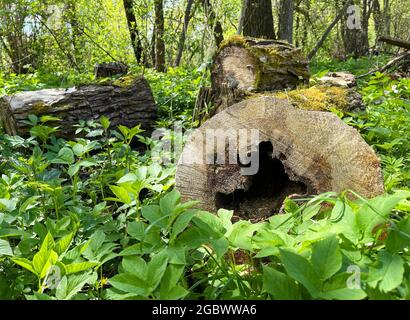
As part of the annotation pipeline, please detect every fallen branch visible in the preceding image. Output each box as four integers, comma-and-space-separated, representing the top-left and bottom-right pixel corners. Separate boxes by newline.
357, 52, 410, 78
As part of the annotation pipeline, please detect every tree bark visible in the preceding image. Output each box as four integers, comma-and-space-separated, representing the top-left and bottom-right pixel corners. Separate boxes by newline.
242, 0, 275, 39
174, 0, 195, 66
0, 76, 157, 139
202, 0, 224, 47
378, 35, 410, 50
154, 0, 166, 72
123, 0, 143, 63
278, 0, 294, 44
210, 37, 309, 112
175, 96, 384, 218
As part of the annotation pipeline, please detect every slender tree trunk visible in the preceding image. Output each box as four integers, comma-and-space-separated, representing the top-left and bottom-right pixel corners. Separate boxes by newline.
154, 0, 165, 72
278, 0, 294, 43
308, 2, 349, 60
174, 0, 195, 66
242, 0, 275, 39
123, 0, 143, 63
383, 0, 391, 36
202, 0, 224, 47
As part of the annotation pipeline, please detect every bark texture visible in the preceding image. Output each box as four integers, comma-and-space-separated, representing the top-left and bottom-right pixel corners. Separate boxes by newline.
278, 0, 294, 44
176, 96, 384, 219
0, 76, 157, 139
242, 0, 275, 39
210, 36, 310, 112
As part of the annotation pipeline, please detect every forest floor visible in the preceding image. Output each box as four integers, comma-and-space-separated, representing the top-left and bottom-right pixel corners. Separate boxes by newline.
0, 55, 409, 300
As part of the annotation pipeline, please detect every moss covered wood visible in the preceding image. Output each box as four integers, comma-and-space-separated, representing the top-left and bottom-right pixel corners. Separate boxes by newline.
211, 35, 310, 112
0, 76, 157, 139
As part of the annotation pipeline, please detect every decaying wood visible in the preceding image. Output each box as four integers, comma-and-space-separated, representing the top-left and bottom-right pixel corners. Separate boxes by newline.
211, 36, 310, 113
94, 61, 128, 78
176, 96, 384, 219
378, 36, 410, 50
0, 76, 157, 139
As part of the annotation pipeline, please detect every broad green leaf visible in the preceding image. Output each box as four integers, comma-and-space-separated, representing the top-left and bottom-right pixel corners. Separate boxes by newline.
192, 211, 226, 239
159, 189, 180, 214
319, 273, 366, 300
228, 220, 261, 251
121, 256, 147, 276
12, 257, 37, 275
109, 273, 147, 296
263, 266, 301, 300
311, 235, 342, 280
0, 239, 13, 256
55, 232, 75, 256
279, 249, 320, 297
65, 262, 99, 274
0, 199, 17, 212
108, 185, 131, 204
368, 251, 404, 292
159, 265, 187, 300
170, 209, 197, 243
386, 218, 410, 253
33, 250, 58, 278
147, 250, 168, 291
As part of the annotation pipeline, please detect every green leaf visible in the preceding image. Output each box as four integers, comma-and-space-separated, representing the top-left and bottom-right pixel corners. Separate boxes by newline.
56, 273, 96, 300
33, 250, 58, 278
100, 116, 110, 130
12, 257, 37, 275
121, 256, 147, 276
109, 273, 147, 296
54, 147, 75, 165
386, 218, 410, 253
368, 251, 404, 292
263, 266, 301, 300
192, 211, 226, 239
0, 239, 13, 256
311, 235, 342, 280
40, 233, 55, 252
65, 262, 99, 274
319, 273, 366, 300
279, 249, 320, 297
228, 221, 261, 251
159, 265, 187, 300
146, 250, 168, 291
55, 233, 74, 255
170, 210, 197, 243
0, 198, 18, 212
108, 185, 131, 204
159, 189, 180, 214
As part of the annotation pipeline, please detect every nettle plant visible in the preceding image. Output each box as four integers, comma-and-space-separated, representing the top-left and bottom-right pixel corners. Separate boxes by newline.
0, 113, 409, 300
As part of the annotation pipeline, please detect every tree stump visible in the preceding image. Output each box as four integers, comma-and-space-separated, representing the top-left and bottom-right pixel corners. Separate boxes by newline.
211, 36, 310, 113
0, 76, 157, 139
175, 96, 384, 219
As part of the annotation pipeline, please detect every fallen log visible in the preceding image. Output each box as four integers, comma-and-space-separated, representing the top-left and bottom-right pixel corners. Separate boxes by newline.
211, 36, 310, 113
176, 96, 384, 219
378, 36, 410, 50
0, 76, 157, 139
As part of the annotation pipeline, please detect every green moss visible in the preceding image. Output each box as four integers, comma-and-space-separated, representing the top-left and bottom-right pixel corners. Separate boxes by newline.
273, 86, 349, 111
33, 102, 48, 113
112, 75, 136, 88
218, 35, 248, 51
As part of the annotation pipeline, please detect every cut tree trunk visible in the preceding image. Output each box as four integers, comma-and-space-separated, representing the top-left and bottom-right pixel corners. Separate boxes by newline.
0, 76, 157, 139
176, 96, 384, 219
211, 36, 310, 112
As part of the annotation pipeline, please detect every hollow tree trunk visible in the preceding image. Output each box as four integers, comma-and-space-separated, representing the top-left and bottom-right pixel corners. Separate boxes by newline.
176, 96, 384, 219
0, 76, 157, 139
210, 36, 310, 112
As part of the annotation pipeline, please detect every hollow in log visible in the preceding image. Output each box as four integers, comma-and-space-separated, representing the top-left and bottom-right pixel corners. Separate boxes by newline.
175, 96, 384, 219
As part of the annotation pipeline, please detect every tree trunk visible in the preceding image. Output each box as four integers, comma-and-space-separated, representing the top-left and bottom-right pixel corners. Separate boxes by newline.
123, 0, 143, 63
154, 0, 166, 72
202, 0, 224, 47
307, 2, 349, 60
174, 0, 195, 66
278, 0, 294, 44
242, 0, 275, 39
0, 76, 157, 139
210, 36, 310, 112
175, 96, 384, 218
